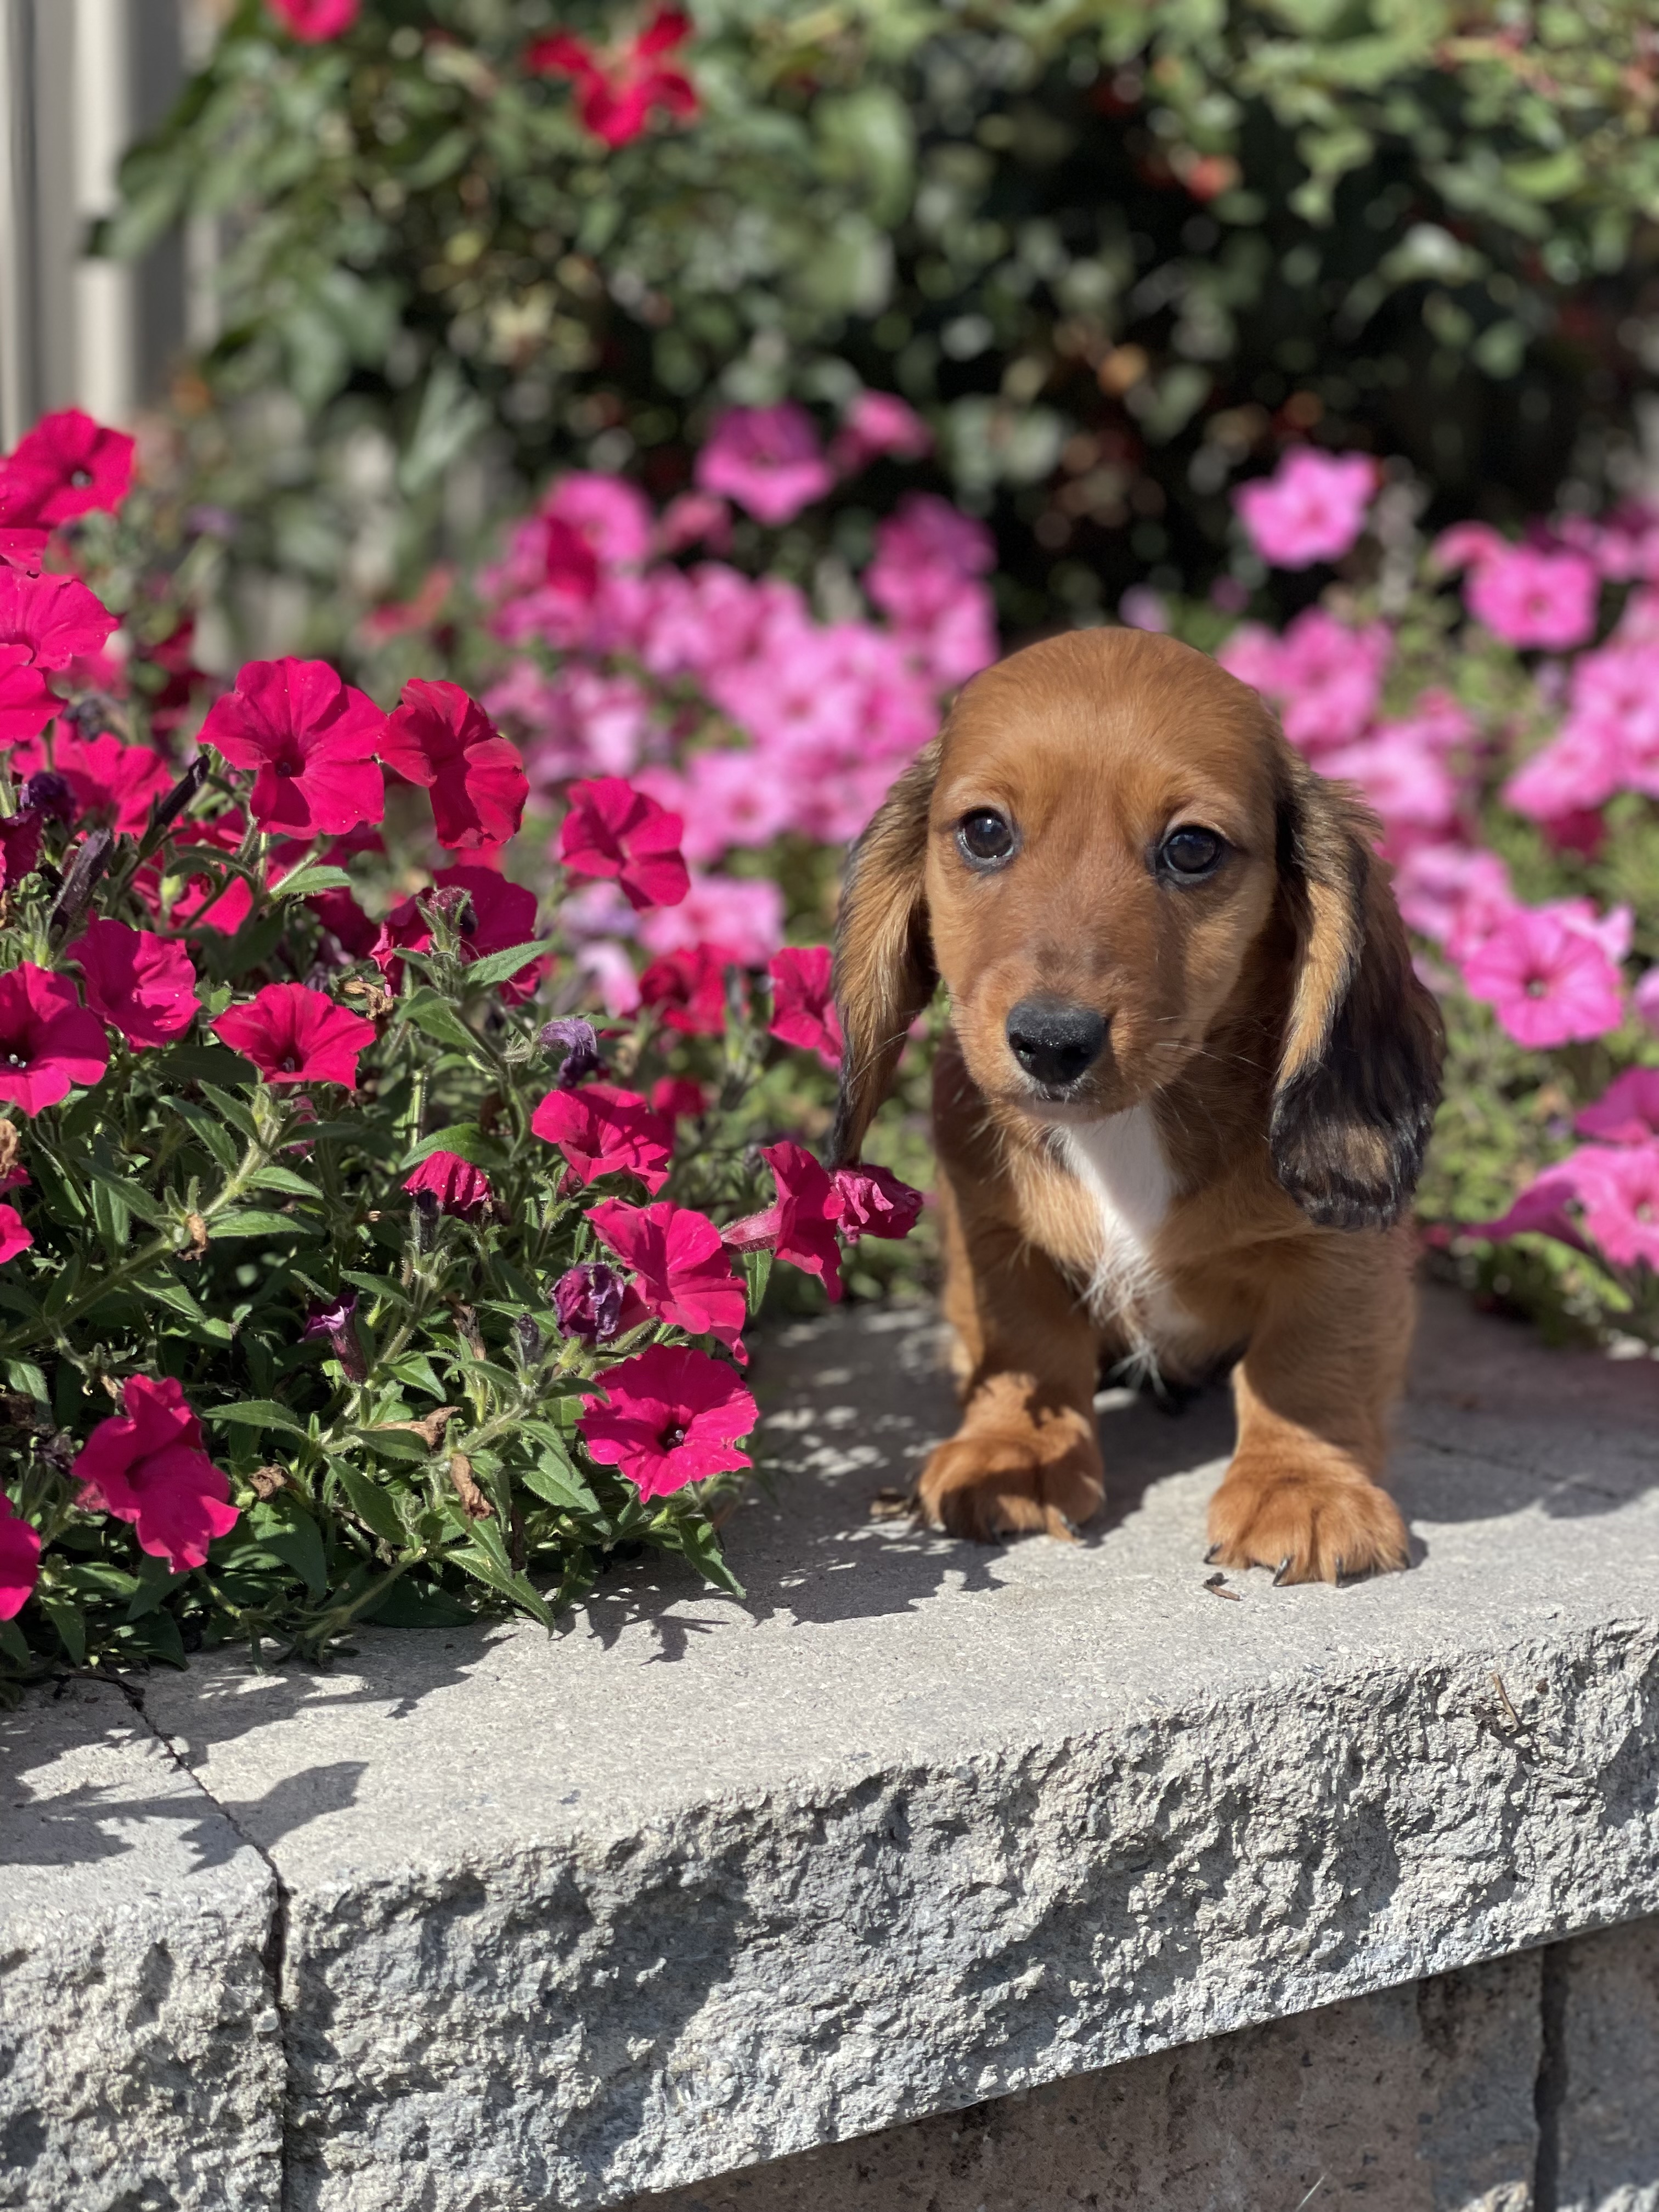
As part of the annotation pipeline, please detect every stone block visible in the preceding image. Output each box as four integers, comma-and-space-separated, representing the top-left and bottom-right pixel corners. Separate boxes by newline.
0, 1679, 281, 2212
1552, 1915, 1659, 2212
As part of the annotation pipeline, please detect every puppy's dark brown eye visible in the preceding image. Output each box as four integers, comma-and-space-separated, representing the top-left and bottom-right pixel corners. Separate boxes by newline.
957, 809, 1016, 867
1159, 826, 1224, 879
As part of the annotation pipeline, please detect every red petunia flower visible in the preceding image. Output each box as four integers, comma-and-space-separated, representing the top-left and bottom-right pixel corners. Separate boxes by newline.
590, 1197, 747, 1356
639, 942, 735, 1037
0, 567, 118, 673
0, 1492, 41, 1619
0, 808, 43, 890
0, 408, 135, 528
267, 0, 360, 37
560, 776, 689, 911
370, 865, 543, 1002
213, 980, 377, 1089
11, 730, 174, 835
720, 1139, 844, 1300
72, 918, 201, 1051
403, 1150, 495, 1218
72, 1374, 238, 1573
526, 9, 698, 149
0, 963, 109, 1115
0, 1202, 31, 1266
768, 945, 843, 1065
531, 1081, 674, 1192
198, 657, 386, 838
579, 1342, 757, 1501
379, 679, 529, 854
831, 1161, 924, 1242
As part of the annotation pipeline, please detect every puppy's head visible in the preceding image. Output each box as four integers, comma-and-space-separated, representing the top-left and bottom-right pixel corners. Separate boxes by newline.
832, 627, 1443, 1230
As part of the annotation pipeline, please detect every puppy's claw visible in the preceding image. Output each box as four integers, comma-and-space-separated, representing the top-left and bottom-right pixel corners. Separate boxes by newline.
1272, 1555, 1293, 1587
1204, 1542, 1222, 1565
1333, 1553, 1345, 1583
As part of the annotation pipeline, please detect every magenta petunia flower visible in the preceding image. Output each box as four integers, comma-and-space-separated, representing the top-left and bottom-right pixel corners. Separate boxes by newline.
72, 918, 201, 1051
0, 408, 135, 528
0, 567, 118, 673
370, 865, 543, 1003
579, 1342, 757, 1500
831, 1163, 924, 1243
831, 390, 933, 473
694, 404, 834, 527
1234, 448, 1376, 570
0, 962, 110, 1115
560, 776, 689, 912
403, 1149, 494, 1218
198, 657, 386, 838
1471, 1159, 1589, 1254
639, 944, 735, 1037
1465, 545, 1599, 652
1576, 1068, 1659, 1145
0, 645, 55, 746
213, 980, 377, 1088
768, 946, 843, 1065
589, 1197, 747, 1355
0, 1491, 41, 1619
720, 1139, 844, 1301
1460, 900, 1628, 1048
9, 730, 175, 835
73, 1374, 238, 1573
379, 679, 529, 853
526, 9, 697, 149
531, 1081, 674, 1192
0, 1201, 31, 1265
267, 0, 360, 37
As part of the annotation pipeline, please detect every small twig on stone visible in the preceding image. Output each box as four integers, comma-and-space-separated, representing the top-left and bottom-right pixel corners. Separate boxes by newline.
1203, 1572, 1241, 1602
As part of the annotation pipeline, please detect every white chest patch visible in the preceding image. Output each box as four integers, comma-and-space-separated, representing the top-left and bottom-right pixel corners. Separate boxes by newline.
1056, 1106, 1179, 1346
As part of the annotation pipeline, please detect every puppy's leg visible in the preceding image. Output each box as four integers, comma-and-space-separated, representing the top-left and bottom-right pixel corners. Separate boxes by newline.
1206, 1231, 1415, 1584
919, 1185, 1103, 1542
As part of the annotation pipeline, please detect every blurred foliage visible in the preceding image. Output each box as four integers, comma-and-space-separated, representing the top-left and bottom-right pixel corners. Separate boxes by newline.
113, 0, 1659, 661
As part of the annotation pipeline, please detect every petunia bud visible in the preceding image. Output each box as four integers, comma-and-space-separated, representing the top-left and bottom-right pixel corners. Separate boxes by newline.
47, 828, 112, 945
514, 1313, 543, 1366
539, 1015, 603, 1088
304, 1293, 369, 1384
552, 1261, 625, 1345
18, 770, 73, 820
149, 754, 208, 840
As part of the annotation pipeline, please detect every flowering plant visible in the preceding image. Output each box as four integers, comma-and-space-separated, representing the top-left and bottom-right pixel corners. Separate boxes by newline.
0, 412, 920, 1692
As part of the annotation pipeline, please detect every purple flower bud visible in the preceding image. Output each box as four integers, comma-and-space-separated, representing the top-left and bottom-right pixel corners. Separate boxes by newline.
513, 1312, 543, 1365
540, 1015, 602, 1088
304, 1293, 369, 1384
19, 770, 72, 820
553, 1261, 625, 1346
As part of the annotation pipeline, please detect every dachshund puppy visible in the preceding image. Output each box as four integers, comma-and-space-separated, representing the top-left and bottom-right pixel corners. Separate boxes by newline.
831, 628, 1443, 1583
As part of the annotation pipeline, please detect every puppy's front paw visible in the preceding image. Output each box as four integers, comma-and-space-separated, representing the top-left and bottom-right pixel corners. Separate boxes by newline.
1206, 1457, 1409, 1585
917, 1421, 1103, 1543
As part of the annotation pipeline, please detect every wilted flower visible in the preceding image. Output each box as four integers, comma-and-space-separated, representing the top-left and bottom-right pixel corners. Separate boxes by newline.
553, 1261, 627, 1345
304, 1293, 369, 1384
540, 1015, 603, 1086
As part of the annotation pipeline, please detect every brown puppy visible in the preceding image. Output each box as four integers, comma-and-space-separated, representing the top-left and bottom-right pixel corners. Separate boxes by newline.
831, 627, 1444, 1583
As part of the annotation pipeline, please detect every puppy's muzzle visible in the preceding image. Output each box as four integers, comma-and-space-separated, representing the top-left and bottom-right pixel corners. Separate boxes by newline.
1005, 996, 1108, 1091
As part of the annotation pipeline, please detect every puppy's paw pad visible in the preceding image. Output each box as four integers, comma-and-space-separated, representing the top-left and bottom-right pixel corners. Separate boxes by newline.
1206, 1465, 1409, 1586
918, 1432, 1103, 1544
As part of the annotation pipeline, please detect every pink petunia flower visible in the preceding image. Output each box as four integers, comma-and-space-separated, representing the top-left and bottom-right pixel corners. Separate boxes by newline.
213, 981, 377, 1088
526, 8, 697, 148
371, 865, 543, 1003
1504, 718, 1626, 825
768, 946, 843, 1065
379, 679, 529, 853
9, 730, 174, 835
695, 404, 835, 527
267, 0, 360, 36
1219, 607, 1391, 754
0, 566, 119, 671
531, 1081, 674, 1192
1572, 1142, 1659, 1269
720, 1140, 844, 1300
1634, 968, 1659, 1036
0, 408, 134, 528
403, 1150, 494, 1218
1234, 448, 1375, 569
1465, 545, 1599, 651
0, 1492, 41, 1619
544, 472, 654, 570
1460, 900, 1628, 1047
1395, 843, 1515, 957
831, 390, 933, 473
831, 1163, 924, 1242
589, 1197, 748, 1354
579, 1342, 757, 1500
199, 658, 386, 838
0, 1202, 31, 1265
73, 1373, 238, 1573
636, 870, 783, 965
865, 492, 995, 631
72, 918, 200, 1051
0, 963, 109, 1114
560, 776, 689, 911
1575, 1069, 1659, 1144
1470, 1159, 1589, 1253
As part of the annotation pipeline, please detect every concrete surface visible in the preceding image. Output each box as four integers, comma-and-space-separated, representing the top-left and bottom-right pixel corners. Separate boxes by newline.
2, 1284, 1658, 2209
1553, 1915, 1659, 2212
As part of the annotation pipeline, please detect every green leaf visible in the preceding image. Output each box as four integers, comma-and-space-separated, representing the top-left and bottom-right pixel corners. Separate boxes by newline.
39, 1596, 87, 1667
248, 1162, 324, 1200
365, 1576, 477, 1628
126, 1553, 187, 1622
518, 1453, 599, 1514
332, 1461, 408, 1546
738, 1249, 772, 1311
354, 1425, 435, 1464
4, 1358, 49, 1408
86, 1163, 167, 1229
402, 1123, 495, 1170
0, 1617, 30, 1666
401, 990, 482, 1053
211, 1210, 322, 1239
198, 1081, 260, 1139
272, 861, 354, 902
250, 1500, 328, 1598
210, 1398, 311, 1436
160, 1047, 256, 1096
459, 940, 545, 991
173, 1101, 241, 1172
447, 1528, 557, 1628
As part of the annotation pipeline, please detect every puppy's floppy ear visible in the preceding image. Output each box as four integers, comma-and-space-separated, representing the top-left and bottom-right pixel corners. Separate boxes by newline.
1270, 747, 1444, 1230
830, 738, 940, 1166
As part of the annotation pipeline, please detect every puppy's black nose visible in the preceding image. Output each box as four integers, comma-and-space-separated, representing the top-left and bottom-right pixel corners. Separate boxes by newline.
1005, 997, 1108, 1089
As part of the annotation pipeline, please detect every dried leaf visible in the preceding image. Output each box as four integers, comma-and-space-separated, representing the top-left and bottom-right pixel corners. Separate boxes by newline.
448, 1451, 493, 1520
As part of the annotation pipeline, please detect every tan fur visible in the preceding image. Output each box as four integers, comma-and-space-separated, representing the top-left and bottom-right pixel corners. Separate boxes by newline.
833, 628, 1444, 1582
